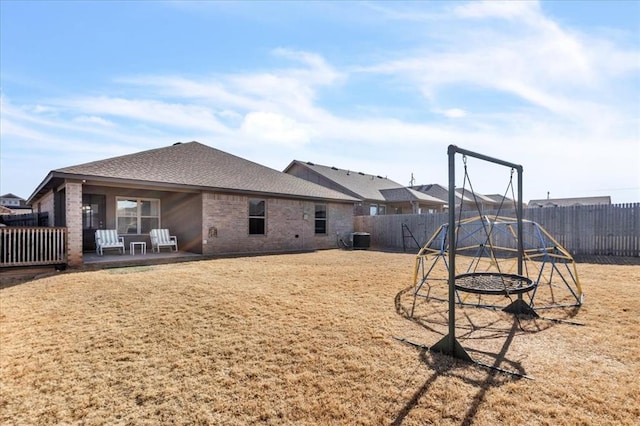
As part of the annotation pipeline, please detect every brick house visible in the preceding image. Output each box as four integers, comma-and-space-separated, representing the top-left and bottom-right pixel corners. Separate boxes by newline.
27, 142, 358, 267
284, 161, 445, 215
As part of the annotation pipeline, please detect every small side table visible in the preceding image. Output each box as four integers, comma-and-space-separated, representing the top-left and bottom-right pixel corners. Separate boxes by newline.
130, 241, 146, 255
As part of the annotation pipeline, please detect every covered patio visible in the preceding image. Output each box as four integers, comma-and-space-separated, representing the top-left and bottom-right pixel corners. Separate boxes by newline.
82, 250, 203, 270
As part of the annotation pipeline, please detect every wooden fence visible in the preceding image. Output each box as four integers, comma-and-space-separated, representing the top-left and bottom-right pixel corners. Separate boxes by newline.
354, 203, 640, 257
0, 227, 67, 267
0, 212, 48, 227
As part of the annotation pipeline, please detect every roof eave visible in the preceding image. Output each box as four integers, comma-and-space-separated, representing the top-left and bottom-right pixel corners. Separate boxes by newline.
30, 172, 359, 204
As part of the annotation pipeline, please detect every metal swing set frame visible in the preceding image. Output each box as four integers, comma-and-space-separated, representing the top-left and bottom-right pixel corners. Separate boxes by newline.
411, 145, 583, 361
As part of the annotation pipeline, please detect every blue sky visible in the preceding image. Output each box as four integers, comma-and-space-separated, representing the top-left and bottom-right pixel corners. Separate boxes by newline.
2, 1, 639, 203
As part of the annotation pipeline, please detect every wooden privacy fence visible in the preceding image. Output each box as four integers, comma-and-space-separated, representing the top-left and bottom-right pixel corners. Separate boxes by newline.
0, 227, 67, 267
354, 203, 640, 257
0, 212, 48, 227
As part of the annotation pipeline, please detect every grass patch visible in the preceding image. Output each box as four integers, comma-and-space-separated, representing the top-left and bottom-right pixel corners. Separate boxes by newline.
107, 266, 155, 275
1, 250, 639, 424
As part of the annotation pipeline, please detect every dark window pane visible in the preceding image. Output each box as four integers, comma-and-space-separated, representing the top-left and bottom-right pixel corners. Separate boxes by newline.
141, 218, 159, 234
141, 200, 160, 216
315, 204, 327, 234
315, 220, 327, 234
315, 204, 326, 219
249, 199, 265, 217
249, 218, 265, 235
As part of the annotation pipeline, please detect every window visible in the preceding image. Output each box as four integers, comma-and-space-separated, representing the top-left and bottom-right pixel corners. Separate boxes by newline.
249, 199, 266, 235
116, 198, 160, 234
369, 204, 386, 216
315, 204, 327, 234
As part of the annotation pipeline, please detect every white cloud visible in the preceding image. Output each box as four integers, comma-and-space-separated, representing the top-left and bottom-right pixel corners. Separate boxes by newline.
73, 115, 115, 127
1, 3, 638, 202
240, 111, 311, 146
441, 108, 466, 119
453, 0, 540, 21
58, 97, 232, 134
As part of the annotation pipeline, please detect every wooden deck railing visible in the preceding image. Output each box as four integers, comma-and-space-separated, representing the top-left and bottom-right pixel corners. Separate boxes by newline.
0, 227, 67, 267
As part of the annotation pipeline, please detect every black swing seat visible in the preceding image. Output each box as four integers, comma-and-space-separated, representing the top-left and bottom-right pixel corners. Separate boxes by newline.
455, 272, 536, 295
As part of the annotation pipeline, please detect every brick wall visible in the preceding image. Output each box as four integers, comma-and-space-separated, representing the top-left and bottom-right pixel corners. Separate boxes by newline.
36, 190, 55, 223
202, 192, 353, 255
65, 181, 83, 267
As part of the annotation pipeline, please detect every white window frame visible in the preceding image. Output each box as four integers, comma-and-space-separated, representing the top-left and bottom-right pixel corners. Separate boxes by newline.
116, 197, 161, 235
248, 199, 266, 235
369, 204, 387, 216
314, 204, 328, 235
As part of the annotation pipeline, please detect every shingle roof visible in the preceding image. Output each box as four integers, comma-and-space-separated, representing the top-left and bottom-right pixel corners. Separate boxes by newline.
528, 196, 611, 207
0, 193, 25, 200
456, 188, 496, 204
410, 184, 464, 203
45, 142, 358, 202
285, 161, 444, 204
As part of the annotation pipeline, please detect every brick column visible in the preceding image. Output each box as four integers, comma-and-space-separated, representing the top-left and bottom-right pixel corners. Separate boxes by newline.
65, 181, 83, 267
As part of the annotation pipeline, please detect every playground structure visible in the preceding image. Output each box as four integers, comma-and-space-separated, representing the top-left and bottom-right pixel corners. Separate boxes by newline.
412, 145, 583, 362
411, 215, 584, 315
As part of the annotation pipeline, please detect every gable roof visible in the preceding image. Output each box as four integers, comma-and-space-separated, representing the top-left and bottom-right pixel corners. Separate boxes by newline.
0, 193, 25, 200
456, 188, 498, 204
284, 161, 445, 205
0, 205, 14, 215
410, 183, 466, 204
484, 194, 515, 204
28, 142, 358, 203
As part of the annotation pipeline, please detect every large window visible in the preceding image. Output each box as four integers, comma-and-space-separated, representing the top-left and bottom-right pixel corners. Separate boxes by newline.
369, 204, 386, 216
315, 204, 327, 234
117, 198, 160, 234
249, 199, 266, 235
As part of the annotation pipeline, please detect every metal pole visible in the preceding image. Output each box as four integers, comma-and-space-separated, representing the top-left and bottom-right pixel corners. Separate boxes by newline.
447, 145, 524, 275
449, 145, 522, 170
447, 145, 457, 353
518, 167, 523, 276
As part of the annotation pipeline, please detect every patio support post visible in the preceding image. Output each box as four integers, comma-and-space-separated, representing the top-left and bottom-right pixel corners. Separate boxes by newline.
65, 181, 84, 267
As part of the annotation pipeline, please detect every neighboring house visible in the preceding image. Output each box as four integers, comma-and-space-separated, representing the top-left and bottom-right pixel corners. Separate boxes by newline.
284, 161, 445, 215
27, 142, 358, 267
528, 196, 612, 208
456, 189, 512, 212
0, 205, 14, 216
411, 184, 517, 212
0, 193, 32, 213
484, 194, 520, 209
410, 183, 467, 211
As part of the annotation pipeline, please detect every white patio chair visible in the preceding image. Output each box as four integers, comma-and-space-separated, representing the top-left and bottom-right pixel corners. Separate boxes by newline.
150, 229, 178, 253
95, 229, 125, 256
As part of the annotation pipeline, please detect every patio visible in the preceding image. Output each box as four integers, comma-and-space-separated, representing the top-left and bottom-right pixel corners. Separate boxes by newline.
83, 249, 203, 270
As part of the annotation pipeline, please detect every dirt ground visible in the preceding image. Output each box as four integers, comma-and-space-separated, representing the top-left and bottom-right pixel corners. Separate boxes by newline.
1, 250, 639, 425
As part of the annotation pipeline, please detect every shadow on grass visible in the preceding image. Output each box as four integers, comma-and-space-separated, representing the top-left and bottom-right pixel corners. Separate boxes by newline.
390, 286, 533, 424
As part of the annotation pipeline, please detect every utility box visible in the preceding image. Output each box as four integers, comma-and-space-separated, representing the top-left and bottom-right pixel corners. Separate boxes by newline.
352, 232, 371, 250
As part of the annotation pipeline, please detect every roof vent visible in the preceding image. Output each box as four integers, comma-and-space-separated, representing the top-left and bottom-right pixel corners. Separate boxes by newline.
307, 161, 315, 166
358, 172, 365, 176
377, 175, 383, 179
331, 166, 338, 170
173, 142, 182, 146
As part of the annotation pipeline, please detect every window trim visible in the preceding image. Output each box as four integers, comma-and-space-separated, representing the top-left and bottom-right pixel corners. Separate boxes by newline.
314, 203, 328, 235
369, 204, 386, 216
248, 198, 267, 236
116, 197, 161, 235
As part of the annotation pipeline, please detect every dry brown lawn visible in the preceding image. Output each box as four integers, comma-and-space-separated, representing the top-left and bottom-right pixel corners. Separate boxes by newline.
1, 250, 639, 425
